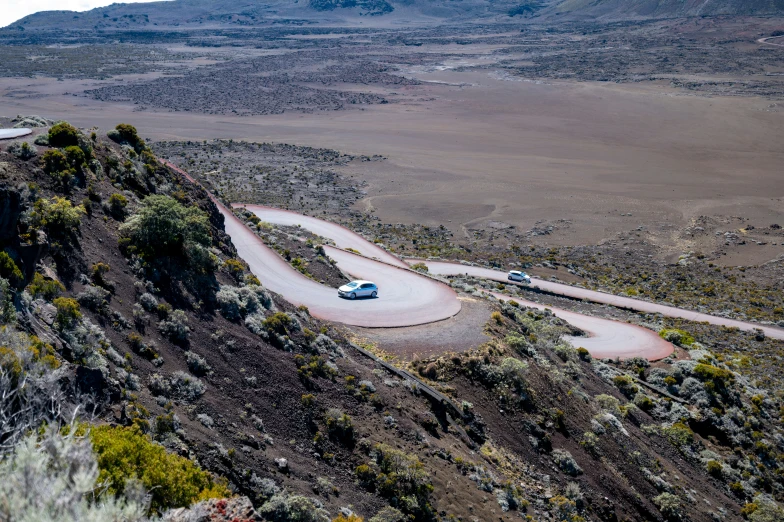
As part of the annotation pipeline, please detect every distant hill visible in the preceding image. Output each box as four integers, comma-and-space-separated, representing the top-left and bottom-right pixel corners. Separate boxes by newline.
544, 0, 784, 20
5, 0, 783, 31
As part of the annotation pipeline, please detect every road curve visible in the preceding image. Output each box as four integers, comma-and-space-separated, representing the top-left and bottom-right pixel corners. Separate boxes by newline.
236, 204, 674, 359
0, 128, 32, 140
233, 204, 409, 268
164, 161, 461, 327
485, 291, 674, 360
418, 261, 784, 341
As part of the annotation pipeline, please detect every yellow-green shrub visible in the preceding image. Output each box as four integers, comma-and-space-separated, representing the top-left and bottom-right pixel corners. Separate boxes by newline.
90, 425, 230, 514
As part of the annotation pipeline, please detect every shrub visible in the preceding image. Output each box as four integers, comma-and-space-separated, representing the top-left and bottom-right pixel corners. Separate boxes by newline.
110, 124, 146, 152
8, 141, 37, 160
333, 515, 363, 522
148, 373, 171, 397
410, 262, 429, 273
0, 429, 148, 522
27, 273, 64, 300
264, 312, 292, 334
369, 507, 406, 522
325, 409, 355, 444
120, 195, 214, 275
138, 292, 158, 312
108, 193, 128, 220
223, 258, 245, 281
652, 492, 682, 520
48, 122, 79, 148
0, 252, 24, 289
158, 309, 190, 342
552, 449, 582, 476
90, 424, 229, 514
576, 347, 591, 361
41, 149, 75, 188
30, 197, 85, 240
259, 493, 330, 522
53, 297, 81, 329
63, 146, 87, 172
659, 328, 694, 346
186, 351, 211, 376
692, 363, 734, 394
91, 262, 111, 287
662, 422, 693, 449
613, 375, 638, 397
367, 443, 433, 519
491, 311, 503, 324
169, 371, 206, 401
76, 285, 110, 312
216, 285, 266, 321
705, 460, 722, 477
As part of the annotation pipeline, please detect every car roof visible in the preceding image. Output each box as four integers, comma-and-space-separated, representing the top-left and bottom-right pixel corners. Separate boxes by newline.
509, 270, 522, 274
349, 280, 375, 285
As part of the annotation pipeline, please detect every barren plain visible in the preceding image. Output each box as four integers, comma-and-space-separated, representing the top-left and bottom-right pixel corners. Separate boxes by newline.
1, 20, 782, 266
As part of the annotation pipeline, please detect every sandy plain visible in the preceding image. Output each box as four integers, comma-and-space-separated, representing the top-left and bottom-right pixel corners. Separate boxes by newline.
0, 60, 782, 259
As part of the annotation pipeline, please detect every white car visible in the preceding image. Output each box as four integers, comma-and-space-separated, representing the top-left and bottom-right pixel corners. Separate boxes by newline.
338, 280, 378, 299
507, 270, 531, 284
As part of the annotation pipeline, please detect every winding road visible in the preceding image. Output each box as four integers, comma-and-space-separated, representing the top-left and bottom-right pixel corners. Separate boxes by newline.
166, 161, 783, 360
233, 205, 678, 360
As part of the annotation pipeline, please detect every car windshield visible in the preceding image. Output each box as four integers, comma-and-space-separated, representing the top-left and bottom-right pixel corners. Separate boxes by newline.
345, 282, 359, 288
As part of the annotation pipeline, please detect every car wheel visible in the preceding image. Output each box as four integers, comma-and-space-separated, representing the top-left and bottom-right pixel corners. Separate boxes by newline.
371, 291, 377, 298
350, 292, 356, 300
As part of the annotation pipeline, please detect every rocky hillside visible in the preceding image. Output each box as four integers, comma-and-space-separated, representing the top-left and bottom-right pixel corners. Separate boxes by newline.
1, 119, 784, 521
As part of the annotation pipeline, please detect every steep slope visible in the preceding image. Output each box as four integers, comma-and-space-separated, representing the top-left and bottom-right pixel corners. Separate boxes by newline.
2, 120, 784, 521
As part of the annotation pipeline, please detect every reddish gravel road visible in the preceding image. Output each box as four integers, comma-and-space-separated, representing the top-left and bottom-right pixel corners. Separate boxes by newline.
485, 291, 674, 360
419, 262, 784, 341
165, 160, 461, 327
0, 128, 31, 140
233, 204, 409, 268
220, 202, 461, 327
241, 205, 676, 359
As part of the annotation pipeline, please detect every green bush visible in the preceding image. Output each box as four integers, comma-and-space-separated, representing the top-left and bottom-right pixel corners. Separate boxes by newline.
659, 328, 695, 346
0, 252, 24, 289
108, 193, 128, 220
692, 363, 734, 390
52, 297, 81, 329
90, 425, 230, 514
48, 122, 79, 148
63, 146, 87, 172
652, 492, 682, 520
110, 124, 146, 152
662, 422, 693, 449
367, 443, 434, 520
30, 197, 85, 240
263, 312, 292, 334
120, 195, 211, 263
325, 409, 355, 444
27, 273, 65, 300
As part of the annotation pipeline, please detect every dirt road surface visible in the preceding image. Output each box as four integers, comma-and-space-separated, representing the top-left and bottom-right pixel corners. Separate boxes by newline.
220, 203, 461, 327
238, 205, 678, 359
420, 261, 784, 341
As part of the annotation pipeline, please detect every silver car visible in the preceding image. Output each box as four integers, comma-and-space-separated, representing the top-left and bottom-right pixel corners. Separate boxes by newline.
507, 270, 531, 284
338, 280, 378, 299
